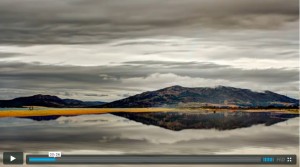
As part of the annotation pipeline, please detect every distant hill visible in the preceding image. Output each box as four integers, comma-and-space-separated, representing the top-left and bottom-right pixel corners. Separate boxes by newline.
99, 85, 299, 108
1, 86, 298, 108
62, 99, 105, 107
0, 94, 105, 108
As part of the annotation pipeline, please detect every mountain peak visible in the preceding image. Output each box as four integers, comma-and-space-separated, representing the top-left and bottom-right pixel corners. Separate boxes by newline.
31, 94, 60, 99
215, 85, 238, 89
165, 85, 184, 89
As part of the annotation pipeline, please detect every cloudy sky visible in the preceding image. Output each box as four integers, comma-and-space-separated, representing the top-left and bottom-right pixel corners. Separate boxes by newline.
0, 0, 298, 101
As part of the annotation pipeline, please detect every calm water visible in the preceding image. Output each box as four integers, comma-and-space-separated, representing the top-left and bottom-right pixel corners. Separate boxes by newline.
113, 111, 299, 130
0, 112, 298, 167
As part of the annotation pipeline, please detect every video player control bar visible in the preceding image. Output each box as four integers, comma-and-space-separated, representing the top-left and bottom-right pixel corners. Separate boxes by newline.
26, 155, 297, 165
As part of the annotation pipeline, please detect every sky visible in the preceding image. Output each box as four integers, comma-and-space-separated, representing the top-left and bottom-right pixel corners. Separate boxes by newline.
0, 0, 298, 101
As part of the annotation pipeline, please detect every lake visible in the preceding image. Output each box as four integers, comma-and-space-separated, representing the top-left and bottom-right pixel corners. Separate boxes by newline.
0, 112, 298, 167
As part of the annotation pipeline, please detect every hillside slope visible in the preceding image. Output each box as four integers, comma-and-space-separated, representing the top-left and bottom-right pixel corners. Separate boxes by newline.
99, 86, 298, 108
0, 94, 105, 108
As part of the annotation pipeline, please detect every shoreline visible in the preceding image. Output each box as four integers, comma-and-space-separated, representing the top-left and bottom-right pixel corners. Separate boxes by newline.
0, 108, 298, 118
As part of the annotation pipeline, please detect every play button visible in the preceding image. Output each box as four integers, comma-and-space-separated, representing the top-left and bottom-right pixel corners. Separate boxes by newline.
10, 155, 16, 162
3, 152, 23, 165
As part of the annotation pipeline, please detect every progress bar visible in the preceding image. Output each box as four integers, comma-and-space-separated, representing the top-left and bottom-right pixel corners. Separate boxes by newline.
28, 157, 56, 162
26, 155, 297, 165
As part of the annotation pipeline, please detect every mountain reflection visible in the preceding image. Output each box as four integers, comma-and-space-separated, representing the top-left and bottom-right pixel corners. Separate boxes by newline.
24, 111, 299, 131
113, 111, 299, 131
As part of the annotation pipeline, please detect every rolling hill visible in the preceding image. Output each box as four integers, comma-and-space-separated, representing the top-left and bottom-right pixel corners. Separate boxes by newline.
99, 85, 298, 108
0, 86, 298, 108
0, 94, 105, 108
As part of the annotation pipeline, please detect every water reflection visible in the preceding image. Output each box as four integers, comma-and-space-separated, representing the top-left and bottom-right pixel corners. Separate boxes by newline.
23, 111, 299, 131
113, 111, 299, 131
0, 114, 298, 167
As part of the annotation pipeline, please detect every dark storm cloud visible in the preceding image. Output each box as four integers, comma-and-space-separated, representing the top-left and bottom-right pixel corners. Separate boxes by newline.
0, 0, 298, 44
0, 61, 297, 92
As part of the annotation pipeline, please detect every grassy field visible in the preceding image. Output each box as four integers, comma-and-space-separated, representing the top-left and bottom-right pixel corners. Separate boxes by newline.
0, 107, 298, 118
0, 108, 176, 118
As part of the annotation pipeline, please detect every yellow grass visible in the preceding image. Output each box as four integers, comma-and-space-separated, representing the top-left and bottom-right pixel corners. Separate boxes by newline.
0, 108, 176, 118
0, 108, 298, 118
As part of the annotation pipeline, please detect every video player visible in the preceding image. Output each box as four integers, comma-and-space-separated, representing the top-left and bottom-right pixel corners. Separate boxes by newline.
0, 0, 299, 166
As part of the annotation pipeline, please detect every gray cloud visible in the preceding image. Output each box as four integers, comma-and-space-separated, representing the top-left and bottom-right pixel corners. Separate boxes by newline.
0, 0, 298, 44
84, 93, 109, 97
0, 61, 298, 100
0, 52, 25, 58
0, 0, 298, 100
0, 61, 297, 87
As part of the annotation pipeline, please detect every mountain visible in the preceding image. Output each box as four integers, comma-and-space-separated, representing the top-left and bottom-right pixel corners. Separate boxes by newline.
1, 86, 298, 108
0, 94, 105, 108
63, 99, 105, 107
99, 85, 299, 108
